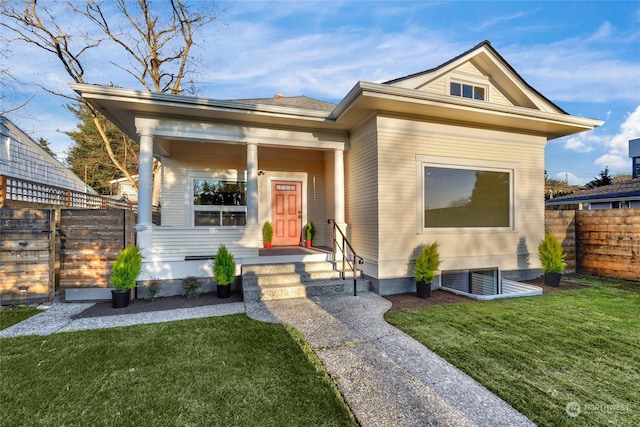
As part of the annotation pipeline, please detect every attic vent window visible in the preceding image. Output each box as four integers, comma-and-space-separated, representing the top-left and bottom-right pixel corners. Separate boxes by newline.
450, 82, 485, 101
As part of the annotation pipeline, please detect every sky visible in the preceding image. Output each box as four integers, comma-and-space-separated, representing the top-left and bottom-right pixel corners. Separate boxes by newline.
2, 0, 639, 186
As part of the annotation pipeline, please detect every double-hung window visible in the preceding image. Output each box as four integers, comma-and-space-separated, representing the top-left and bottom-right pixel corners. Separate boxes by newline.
419, 157, 514, 230
192, 177, 246, 226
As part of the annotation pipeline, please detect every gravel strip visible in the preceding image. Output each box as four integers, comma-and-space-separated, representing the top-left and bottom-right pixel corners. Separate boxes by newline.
0, 303, 94, 337
60, 302, 245, 332
1, 302, 245, 337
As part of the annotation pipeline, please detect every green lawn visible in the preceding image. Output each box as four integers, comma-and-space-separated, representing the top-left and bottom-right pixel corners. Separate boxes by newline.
385, 275, 640, 427
1, 314, 356, 427
0, 306, 42, 330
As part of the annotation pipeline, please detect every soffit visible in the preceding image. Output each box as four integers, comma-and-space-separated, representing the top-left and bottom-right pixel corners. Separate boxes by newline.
70, 84, 347, 145
334, 82, 603, 140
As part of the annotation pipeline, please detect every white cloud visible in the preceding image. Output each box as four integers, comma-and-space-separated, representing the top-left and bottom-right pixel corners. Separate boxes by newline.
504, 24, 640, 103
564, 133, 599, 153
594, 104, 640, 171
554, 171, 585, 186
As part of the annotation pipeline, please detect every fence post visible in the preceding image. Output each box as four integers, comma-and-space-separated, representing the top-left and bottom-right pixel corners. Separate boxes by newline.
48, 209, 57, 302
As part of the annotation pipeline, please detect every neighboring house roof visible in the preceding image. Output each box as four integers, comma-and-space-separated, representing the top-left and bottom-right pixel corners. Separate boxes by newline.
546, 178, 640, 205
228, 96, 336, 112
0, 116, 96, 194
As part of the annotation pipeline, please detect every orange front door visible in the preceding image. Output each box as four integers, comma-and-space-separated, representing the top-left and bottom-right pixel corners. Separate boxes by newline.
272, 181, 302, 246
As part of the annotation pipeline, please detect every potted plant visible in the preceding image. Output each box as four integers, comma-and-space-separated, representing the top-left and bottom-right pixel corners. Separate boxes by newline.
110, 245, 143, 308
538, 233, 567, 287
304, 221, 315, 248
213, 244, 235, 299
262, 221, 273, 249
414, 242, 440, 299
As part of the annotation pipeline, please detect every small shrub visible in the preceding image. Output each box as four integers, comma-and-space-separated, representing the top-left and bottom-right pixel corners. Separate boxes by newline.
415, 242, 440, 283
262, 221, 273, 243
538, 233, 567, 273
213, 245, 236, 286
304, 221, 316, 242
145, 278, 161, 301
182, 276, 201, 299
111, 246, 143, 291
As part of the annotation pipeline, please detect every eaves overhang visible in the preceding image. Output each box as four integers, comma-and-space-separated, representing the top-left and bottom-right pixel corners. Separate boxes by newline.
333, 81, 604, 139
70, 84, 344, 143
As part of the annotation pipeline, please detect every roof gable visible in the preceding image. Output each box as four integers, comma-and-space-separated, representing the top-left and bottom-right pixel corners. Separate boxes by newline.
384, 41, 565, 115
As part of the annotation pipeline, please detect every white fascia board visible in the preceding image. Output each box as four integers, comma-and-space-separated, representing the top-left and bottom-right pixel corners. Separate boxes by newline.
334, 81, 604, 135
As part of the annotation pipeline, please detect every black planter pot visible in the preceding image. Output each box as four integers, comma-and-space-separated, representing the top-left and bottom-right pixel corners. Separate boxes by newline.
111, 290, 131, 308
544, 272, 562, 288
416, 280, 432, 299
217, 284, 231, 299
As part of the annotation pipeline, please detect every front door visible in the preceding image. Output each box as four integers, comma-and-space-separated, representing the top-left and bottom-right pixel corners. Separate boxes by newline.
271, 181, 302, 246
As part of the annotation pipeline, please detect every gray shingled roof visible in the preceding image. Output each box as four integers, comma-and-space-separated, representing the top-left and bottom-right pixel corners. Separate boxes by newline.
546, 178, 640, 204
227, 96, 336, 112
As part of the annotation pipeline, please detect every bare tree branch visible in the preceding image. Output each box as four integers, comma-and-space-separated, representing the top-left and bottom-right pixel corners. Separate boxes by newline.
1, 0, 223, 195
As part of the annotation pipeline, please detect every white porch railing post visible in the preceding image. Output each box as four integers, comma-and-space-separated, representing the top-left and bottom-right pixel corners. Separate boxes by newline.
246, 142, 259, 226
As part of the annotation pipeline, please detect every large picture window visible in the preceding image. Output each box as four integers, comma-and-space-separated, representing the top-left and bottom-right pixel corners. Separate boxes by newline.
423, 165, 512, 229
192, 178, 246, 226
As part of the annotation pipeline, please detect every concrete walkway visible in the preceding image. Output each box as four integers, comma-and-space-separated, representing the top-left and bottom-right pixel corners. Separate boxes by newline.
2, 292, 534, 426
246, 292, 534, 427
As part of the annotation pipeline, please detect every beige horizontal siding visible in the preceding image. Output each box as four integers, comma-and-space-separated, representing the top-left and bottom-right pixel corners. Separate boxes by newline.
457, 61, 484, 76
422, 77, 446, 95
345, 118, 379, 264
375, 115, 545, 278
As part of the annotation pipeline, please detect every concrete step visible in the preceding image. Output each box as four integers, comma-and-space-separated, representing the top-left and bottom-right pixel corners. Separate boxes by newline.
241, 260, 368, 302
243, 278, 370, 302
243, 261, 337, 275
243, 270, 342, 287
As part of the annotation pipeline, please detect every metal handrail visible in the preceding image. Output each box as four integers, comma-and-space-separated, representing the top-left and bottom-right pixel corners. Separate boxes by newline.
327, 219, 363, 296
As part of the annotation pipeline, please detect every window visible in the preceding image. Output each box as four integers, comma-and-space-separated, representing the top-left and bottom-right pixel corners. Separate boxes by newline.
192, 178, 246, 226
450, 81, 485, 101
422, 164, 512, 229
634, 157, 640, 179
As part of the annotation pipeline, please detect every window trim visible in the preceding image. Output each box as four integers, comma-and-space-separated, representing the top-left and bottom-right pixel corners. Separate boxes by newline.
189, 173, 247, 227
416, 155, 516, 233
449, 80, 487, 101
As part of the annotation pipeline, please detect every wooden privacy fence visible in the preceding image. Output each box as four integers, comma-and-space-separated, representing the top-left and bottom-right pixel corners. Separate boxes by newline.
59, 209, 135, 288
0, 209, 55, 305
546, 208, 640, 281
0, 208, 135, 305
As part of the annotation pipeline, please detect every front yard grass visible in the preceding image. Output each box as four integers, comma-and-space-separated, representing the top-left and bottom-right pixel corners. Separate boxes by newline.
0, 306, 42, 330
385, 275, 640, 427
1, 314, 356, 427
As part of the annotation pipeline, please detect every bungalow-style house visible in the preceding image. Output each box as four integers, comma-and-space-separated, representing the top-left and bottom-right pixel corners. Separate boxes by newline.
547, 138, 640, 210
72, 41, 603, 296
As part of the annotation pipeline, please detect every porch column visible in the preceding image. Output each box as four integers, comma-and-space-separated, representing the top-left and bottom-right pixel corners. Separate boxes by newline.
334, 148, 345, 224
246, 142, 258, 226
137, 129, 154, 230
